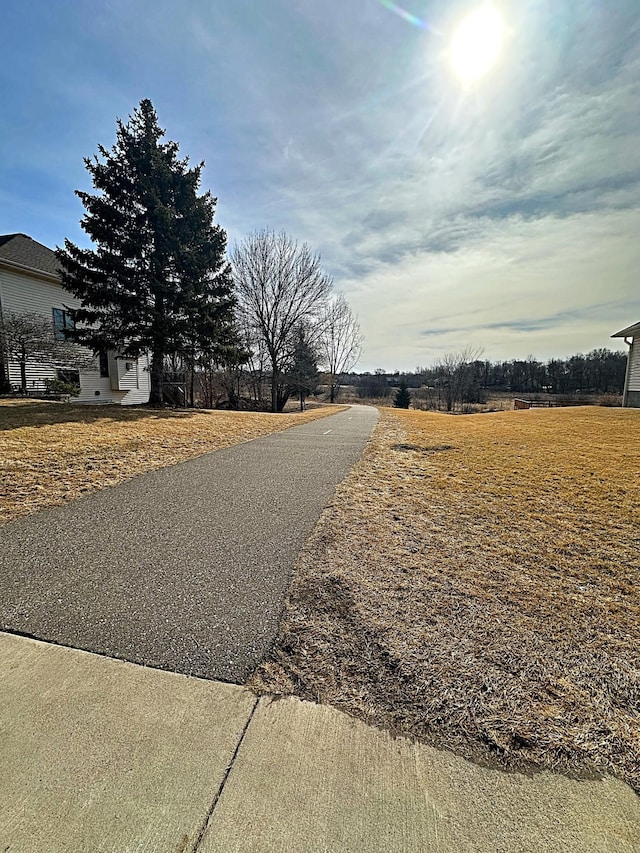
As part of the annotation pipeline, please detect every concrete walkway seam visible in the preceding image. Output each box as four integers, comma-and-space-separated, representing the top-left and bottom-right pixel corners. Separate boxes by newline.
190, 695, 261, 853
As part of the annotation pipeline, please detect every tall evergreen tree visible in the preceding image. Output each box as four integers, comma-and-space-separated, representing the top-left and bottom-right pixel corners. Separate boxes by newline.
56, 99, 238, 406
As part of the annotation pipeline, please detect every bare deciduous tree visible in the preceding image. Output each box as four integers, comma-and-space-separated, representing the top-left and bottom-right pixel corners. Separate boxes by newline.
0, 311, 93, 393
435, 346, 484, 411
232, 229, 333, 412
319, 294, 363, 402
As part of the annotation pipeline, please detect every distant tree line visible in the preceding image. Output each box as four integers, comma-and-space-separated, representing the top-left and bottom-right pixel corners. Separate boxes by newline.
356, 368, 392, 400
415, 348, 626, 396
353, 346, 626, 411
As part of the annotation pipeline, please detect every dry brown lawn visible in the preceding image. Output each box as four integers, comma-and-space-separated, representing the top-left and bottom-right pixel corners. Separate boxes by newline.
0, 400, 343, 525
251, 406, 640, 791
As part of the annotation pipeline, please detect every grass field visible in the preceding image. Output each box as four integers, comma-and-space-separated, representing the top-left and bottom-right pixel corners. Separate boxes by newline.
0, 400, 342, 525
251, 405, 640, 791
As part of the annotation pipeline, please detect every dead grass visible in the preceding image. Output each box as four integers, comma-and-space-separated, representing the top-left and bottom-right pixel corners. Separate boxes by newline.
0, 400, 344, 524
250, 406, 640, 791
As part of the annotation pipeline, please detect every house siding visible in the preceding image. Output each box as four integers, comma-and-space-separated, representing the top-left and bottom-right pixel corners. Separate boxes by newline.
0, 266, 88, 392
627, 338, 640, 393
75, 371, 115, 403
114, 353, 151, 405
75, 359, 151, 405
0, 266, 78, 316
0, 262, 150, 405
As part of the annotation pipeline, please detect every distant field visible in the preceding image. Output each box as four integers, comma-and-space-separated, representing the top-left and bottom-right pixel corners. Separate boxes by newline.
252, 406, 640, 791
0, 400, 342, 524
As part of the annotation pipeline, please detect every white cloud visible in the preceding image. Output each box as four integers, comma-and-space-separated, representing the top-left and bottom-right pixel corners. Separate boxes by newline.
345, 210, 640, 370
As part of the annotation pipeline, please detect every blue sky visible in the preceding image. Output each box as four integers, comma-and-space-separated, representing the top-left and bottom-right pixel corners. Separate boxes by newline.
2, 0, 638, 371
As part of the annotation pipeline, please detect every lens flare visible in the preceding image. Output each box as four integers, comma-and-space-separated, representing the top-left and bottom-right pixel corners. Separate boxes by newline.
378, 0, 435, 32
450, 5, 505, 84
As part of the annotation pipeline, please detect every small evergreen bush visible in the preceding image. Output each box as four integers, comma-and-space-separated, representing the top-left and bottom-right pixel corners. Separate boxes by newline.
393, 379, 411, 409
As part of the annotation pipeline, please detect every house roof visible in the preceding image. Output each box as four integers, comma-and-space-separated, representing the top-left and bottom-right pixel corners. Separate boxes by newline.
611, 321, 640, 338
0, 233, 60, 278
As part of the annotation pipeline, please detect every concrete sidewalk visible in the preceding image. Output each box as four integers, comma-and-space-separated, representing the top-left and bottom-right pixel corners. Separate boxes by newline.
2, 632, 638, 853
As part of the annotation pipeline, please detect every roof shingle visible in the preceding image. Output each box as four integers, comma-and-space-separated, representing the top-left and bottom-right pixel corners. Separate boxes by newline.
0, 234, 61, 277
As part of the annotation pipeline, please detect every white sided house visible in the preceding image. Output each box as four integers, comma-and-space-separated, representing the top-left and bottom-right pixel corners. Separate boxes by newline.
612, 321, 640, 408
0, 234, 150, 405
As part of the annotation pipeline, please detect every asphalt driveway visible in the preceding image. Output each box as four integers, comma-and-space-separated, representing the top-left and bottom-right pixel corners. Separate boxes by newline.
0, 405, 378, 682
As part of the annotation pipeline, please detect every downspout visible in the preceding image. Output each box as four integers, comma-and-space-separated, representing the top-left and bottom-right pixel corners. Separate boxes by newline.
621, 336, 633, 408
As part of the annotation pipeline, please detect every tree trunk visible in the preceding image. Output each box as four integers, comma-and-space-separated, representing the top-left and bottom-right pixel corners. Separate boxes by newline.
149, 348, 164, 407
0, 360, 9, 393
20, 360, 27, 394
271, 368, 279, 413
446, 387, 453, 412
329, 376, 336, 403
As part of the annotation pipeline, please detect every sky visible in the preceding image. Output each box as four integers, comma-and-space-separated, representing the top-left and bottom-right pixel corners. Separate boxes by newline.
1, 0, 639, 372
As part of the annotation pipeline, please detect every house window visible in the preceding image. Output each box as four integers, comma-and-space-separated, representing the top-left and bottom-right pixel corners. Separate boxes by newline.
52, 308, 75, 341
98, 350, 109, 378
57, 368, 80, 385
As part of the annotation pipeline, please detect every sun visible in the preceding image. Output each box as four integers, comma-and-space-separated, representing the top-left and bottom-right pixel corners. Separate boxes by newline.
450, 5, 505, 84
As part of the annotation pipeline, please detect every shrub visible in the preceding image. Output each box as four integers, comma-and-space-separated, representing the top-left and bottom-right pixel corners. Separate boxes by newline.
44, 378, 81, 397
